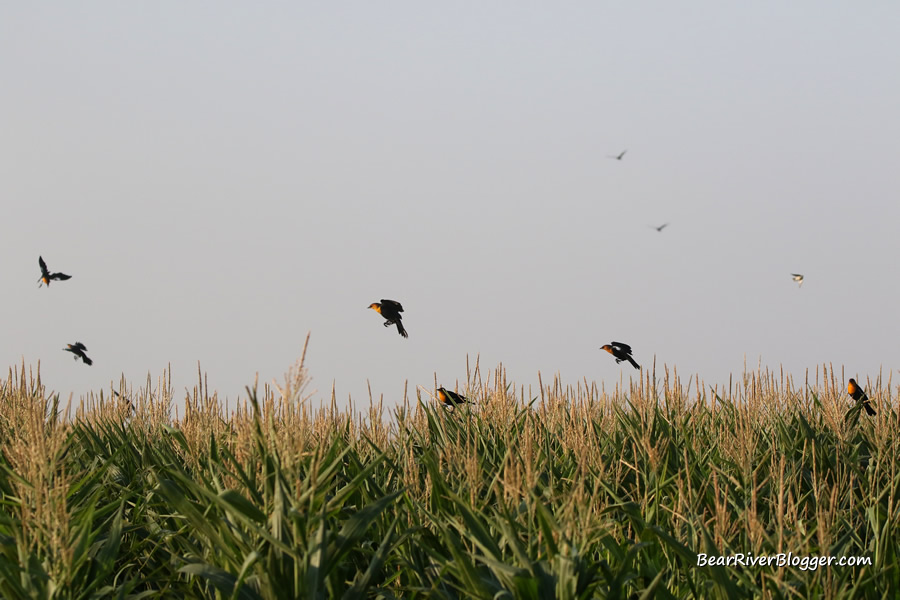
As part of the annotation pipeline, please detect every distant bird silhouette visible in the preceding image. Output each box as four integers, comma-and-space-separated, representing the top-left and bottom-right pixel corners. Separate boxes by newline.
38, 256, 72, 288
848, 378, 876, 416
608, 150, 627, 161
791, 273, 804, 288
600, 341, 641, 369
652, 223, 669, 232
64, 342, 92, 365
437, 386, 471, 408
368, 299, 408, 338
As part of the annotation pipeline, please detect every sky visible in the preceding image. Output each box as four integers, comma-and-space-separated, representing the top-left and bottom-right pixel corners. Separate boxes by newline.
3, 3, 899, 410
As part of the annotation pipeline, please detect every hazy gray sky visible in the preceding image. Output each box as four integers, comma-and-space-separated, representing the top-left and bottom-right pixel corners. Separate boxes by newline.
3, 3, 899, 408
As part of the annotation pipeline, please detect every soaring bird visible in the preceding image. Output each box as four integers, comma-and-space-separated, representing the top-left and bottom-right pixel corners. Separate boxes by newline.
848, 378, 876, 416
791, 273, 804, 288
653, 223, 669, 232
368, 299, 408, 338
64, 342, 93, 366
38, 256, 72, 287
600, 341, 641, 370
608, 150, 627, 161
437, 386, 470, 408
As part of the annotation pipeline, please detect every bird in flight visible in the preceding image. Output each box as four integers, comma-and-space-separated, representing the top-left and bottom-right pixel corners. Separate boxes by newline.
608, 150, 627, 161
600, 341, 641, 369
848, 378, 876, 416
652, 223, 669, 233
64, 342, 93, 366
437, 386, 471, 408
368, 299, 408, 338
791, 273, 804, 288
38, 256, 72, 288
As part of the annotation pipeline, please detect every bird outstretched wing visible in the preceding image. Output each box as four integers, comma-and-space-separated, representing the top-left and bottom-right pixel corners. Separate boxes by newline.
381, 299, 403, 313
611, 341, 632, 353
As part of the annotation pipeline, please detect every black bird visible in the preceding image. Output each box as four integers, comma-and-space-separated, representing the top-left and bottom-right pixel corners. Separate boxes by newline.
38, 256, 72, 287
848, 378, 876, 416
652, 223, 669, 232
437, 386, 471, 408
64, 342, 93, 366
600, 341, 641, 369
609, 150, 627, 161
368, 299, 408, 338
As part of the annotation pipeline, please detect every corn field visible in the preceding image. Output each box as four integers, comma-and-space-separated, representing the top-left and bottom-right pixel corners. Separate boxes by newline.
0, 353, 897, 599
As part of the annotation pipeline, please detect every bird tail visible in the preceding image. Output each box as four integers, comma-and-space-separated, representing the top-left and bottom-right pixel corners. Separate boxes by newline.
627, 356, 640, 370
863, 399, 876, 416
396, 321, 408, 338
83, 356, 93, 366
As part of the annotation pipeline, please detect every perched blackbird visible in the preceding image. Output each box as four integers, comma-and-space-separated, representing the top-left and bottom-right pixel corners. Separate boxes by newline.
848, 378, 876, 416
437, 387, 470, 408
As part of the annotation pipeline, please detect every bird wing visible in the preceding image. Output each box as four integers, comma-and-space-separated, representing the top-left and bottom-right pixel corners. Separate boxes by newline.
611, 341, 632, 353
39, 256, 49, 276
381, 299, 403, 313
51, 273, 72, 281
657, 223, 669, 231
439, 387, 466, 404
73, 342, 87, 351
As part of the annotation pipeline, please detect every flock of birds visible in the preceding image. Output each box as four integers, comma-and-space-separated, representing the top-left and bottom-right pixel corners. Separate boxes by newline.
37, 256, 93, 365
34, 149, 868, 415
367, 298, 640, 407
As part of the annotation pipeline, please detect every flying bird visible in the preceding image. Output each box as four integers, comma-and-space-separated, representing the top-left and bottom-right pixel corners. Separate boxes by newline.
848, 378, 876, 416
368, 299, 408, 338
608, 150, 627, 161
652, 223, 669, 232
64, 342, 93, 366
437, 386, 471, 408
791, 273, 804, 288
600, 341, 641, 369
38, 256, 72, 287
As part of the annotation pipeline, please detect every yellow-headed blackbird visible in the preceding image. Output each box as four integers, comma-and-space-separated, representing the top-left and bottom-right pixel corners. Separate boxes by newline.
609, 150, 627, 161
848, 378, 876, 416
600, 341, 640, 370
437, 386, 470, 408
38, 256, 72, 287
64, 342, 92, 365
368, 299, 408, 338
791, 273, 804, 288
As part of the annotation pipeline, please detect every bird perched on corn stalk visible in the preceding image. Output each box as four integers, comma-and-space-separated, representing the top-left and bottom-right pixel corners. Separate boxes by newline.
437, 386, 470, 408
848, 378, 876, 417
